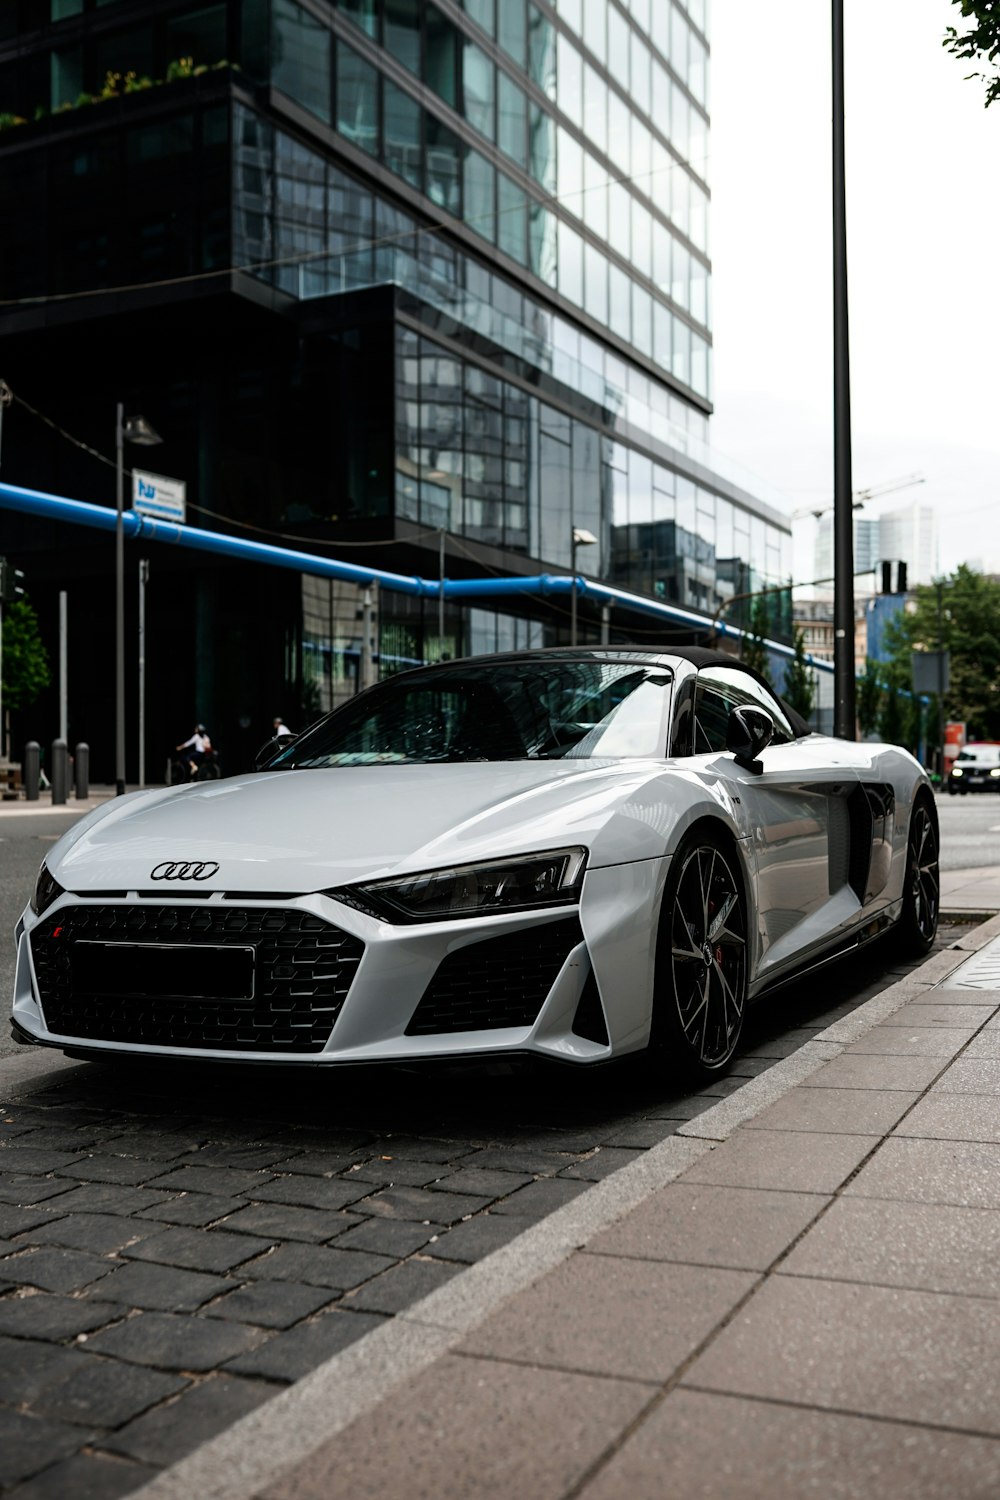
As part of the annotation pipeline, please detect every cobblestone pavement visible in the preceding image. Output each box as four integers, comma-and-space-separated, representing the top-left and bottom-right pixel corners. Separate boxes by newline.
0, 920, 971, 1500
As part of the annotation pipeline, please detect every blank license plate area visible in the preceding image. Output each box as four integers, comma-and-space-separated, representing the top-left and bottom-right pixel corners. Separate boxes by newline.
72, 943, 254, 1000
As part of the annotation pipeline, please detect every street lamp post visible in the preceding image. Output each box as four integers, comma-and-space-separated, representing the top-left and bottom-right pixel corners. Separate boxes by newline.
570, 527, 597, 646
115, 404, 161, 796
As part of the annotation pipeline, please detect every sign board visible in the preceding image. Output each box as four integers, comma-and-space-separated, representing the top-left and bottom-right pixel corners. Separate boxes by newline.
132, 469, 186, 524
911, 649, 949, 697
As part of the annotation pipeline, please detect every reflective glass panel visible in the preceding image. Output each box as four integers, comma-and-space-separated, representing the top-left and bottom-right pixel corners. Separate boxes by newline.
463, 40, 494, 139
383, 78, 422, 190
272, 0, 331, 123
337, 44, 379, 156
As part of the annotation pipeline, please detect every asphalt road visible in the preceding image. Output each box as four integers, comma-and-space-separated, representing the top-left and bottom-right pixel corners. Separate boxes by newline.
0, 788, 985, 1495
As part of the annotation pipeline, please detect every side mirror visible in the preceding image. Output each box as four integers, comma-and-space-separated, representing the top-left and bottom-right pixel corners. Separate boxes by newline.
725, 705, 773, 774
254, 733, 296, 771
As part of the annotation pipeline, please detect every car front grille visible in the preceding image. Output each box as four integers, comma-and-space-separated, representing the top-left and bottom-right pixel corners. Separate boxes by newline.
405, 917, 583, 1035
30, 904, 364, 1053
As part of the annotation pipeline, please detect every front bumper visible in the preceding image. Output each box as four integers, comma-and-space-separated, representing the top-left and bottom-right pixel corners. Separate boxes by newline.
11, 862, 664, 1068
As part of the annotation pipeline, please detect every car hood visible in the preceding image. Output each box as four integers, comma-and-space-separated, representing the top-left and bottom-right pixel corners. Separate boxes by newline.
49, 761, 675, 894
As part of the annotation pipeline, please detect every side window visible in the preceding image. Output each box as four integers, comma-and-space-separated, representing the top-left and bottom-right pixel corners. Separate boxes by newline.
694, 666, 795, 755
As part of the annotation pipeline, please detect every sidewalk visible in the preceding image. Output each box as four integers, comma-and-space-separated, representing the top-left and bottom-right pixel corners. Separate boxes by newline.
126, 910, 1000, 1500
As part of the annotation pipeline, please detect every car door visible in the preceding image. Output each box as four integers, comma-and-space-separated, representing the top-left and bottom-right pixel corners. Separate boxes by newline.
692, 665, 865, 981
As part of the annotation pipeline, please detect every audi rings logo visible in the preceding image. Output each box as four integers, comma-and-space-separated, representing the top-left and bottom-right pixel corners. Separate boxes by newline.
150, 861, 220, 882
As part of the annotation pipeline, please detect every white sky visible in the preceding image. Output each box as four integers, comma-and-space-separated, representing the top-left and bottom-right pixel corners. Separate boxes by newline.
707, 0, 1000, 580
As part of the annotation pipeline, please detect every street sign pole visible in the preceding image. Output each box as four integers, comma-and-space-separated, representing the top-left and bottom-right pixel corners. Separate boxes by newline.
832, 0, 856, 740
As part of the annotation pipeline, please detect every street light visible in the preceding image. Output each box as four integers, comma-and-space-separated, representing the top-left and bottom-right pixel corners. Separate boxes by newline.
570, 527, 597, 646
116, 403, 161, 796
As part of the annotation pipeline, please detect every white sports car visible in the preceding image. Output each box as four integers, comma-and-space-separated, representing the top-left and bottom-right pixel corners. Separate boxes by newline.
11, 648, 940, 1081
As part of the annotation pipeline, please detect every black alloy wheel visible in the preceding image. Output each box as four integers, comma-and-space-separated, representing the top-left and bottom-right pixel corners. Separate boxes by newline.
650, 834, 749, 1082
897, 795, 940, 955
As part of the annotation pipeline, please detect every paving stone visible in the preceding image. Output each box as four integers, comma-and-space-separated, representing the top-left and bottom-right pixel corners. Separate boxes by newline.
30, 1354, 187, 1427
799, 1052, 946, 1092
0, 1294, 125, 1344
4, 1128, 107, 1152
83, 1260, 233, 1313
680, 1130, 880, 1195
561, 1148, 645, 1181
436, 1166, 535, 1197
344, 1255, 462, 1314
425, 1212, 529, 1264
86, 1311, 266, 1371
249, 1177, 372, 1213
24, 1213, 155, 1257
38, 1184, 176, 1217
134, 1193, 236, 1227
226, 1309, 387, 1382
340, 1159, 451, 1188
894, 1093, 1000, 1145
51, 1156, 166, 1187
241, 1242, 393, 1290
0, 1334, 87, 1403
0, 1247, 115, 1295
169, 1144, 295, 1170
0, 1408, 94, 1489
931, 1056, 1000, 1094
373, 1137, 472, 1163
780, 1195, 1000, 1298
0, 1205, 63, 1239
204, 1280, 334, 1329
0, 1148, 89, 1175
103, 1374, 275, 1467
489, 1178, 590, 1218
685, 1276, 1000, 1433
743, 1087, 919, 1137
259, 1352, 651, 1500
145, 1166, 277, 1196
879, 1002, 991, 1028
461, 1251, 755, 1382
587, 1183, 828, 1270
844, 1024, 980, 1056
600, 1119, 684, 1149
6, 1451, 156, 1500
358, 1186, 491, 1224
123, 1225, 273, 1275
844, 1136, 1000, 1210
332, 1219, 437, 1258
0, 1177, 78, 1206
576, 1388, 1000, 1500
457, 1148, 573, 1176
264, 1152, 366, 1178
219, 1202, 355, 1245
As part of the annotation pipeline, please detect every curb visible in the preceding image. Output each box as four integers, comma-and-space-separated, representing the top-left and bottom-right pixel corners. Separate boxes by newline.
126, 910, 1000, 1500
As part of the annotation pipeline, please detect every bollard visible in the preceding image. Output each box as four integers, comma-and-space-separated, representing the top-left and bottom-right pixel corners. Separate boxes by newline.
24, 742, 39, 801
74, 742, 89, 801
50, 739, 68, 806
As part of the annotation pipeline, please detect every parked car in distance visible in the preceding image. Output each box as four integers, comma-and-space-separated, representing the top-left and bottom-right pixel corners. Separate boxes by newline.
947, 742, 1000, 794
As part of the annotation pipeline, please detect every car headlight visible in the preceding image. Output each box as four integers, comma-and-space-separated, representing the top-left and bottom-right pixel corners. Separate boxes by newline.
31, 863, 65, 917
952, 766, 963, 776
335, 848, 588, 923
991, 768, 1000, 778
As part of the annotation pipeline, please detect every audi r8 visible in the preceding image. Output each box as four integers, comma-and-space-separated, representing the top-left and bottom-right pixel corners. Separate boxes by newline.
10, 648, 940, 1081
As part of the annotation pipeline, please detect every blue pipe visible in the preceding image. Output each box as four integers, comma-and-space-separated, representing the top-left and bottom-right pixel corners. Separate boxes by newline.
0, 478, 831, 671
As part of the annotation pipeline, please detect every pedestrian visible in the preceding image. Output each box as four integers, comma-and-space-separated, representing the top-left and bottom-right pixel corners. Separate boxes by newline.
176, 723, 212, 779
272, 716, 293, 738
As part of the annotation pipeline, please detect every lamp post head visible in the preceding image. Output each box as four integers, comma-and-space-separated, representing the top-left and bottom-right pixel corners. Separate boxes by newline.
123, 414, 162, 447
572, 527, 598, 548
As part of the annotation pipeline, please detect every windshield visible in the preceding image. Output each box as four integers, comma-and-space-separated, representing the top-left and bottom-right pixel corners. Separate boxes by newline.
269, 660, 673, 768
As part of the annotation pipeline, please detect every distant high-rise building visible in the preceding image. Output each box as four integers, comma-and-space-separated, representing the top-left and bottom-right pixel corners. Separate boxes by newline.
813, 504, 937, 593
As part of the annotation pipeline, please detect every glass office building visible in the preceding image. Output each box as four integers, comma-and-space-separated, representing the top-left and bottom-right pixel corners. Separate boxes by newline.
0, 0, 791, 776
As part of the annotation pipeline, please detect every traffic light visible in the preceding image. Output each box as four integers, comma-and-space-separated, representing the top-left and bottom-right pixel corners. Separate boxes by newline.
879, 560, 908, 595
0, 557, 25, 603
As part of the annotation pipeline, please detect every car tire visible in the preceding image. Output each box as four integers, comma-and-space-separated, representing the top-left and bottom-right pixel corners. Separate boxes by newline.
647, 830, 749, 1084
895, 793, 940, 957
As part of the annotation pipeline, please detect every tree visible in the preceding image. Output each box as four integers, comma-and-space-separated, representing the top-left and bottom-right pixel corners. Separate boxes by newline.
782, 629, 816, 721
944, 1, 1000, 107
739, 594, 772, 684
857, 658, 883, 739
884, 565, 1000, 739
1, 597, 50, 711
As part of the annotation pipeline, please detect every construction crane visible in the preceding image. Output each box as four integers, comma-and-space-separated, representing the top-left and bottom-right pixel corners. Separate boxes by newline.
793, 472, 925, 521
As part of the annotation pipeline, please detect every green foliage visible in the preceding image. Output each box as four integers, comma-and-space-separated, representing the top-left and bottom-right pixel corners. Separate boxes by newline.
1, 598, 50, 712
944, 1, 1000, 107
856, 659, 883, 738
739, 595, 772, 684
0, 58, 232, 133
884, 565, 1000, 740
782, 629, 816, 720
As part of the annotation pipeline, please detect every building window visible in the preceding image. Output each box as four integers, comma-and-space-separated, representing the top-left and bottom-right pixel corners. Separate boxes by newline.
384, 0, 420, 76
383, 78, 422, 191
337, 43, 379, 156
272, 0, 331, 124
426, 114, 461, 214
